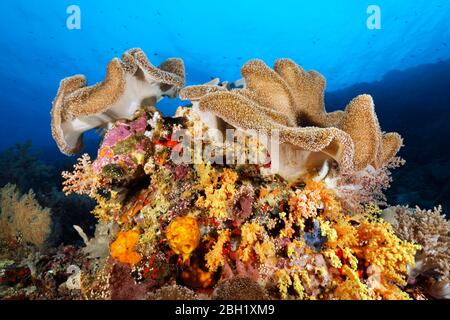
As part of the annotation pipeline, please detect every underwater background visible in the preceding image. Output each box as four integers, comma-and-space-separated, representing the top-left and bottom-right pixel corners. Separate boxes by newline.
0, 0, 449, 244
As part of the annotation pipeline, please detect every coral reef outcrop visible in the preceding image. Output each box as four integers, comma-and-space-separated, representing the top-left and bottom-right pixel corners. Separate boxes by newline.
12, 49, 441, 301
54, 106, 422, 300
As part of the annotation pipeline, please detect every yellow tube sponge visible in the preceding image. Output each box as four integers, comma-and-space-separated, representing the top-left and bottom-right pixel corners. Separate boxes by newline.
166, 216, 200, 262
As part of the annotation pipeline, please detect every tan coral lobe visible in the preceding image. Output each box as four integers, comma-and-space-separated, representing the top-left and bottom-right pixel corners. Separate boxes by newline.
337, 94, 381, 171
51, 75, 87, 155
377, 132, 403, 169
241, 59, 297, 125
52, 52, 402, 180
274, 58, 345, 127
182, 58, 402, 180
130, 48, 185, 90
179, 85, 226, 101
64, 58, 126, 117
51, 48, 185, 155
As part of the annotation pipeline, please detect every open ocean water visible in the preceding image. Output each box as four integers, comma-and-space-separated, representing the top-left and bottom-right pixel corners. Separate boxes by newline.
0, 0, 449, 229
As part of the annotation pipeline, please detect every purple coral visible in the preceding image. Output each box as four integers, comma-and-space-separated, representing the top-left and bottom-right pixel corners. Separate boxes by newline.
109, 262, 150, 300
103, 123, 132, 147
232, 185, 255, 225
174, 165, 189, 180
102, 115, 147, 147
129, 115, 147, 133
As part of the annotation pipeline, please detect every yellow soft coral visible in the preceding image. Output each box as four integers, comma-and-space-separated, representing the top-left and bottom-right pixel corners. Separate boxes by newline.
275, 266, 311, 300
288, 188, 321, 222
221, 168, 238, 184
287, 239, 305, 258
317, 217, 338, 243
342, 247, 359, 270
327, 218, 359, 248
275, 269, 292, 299
92, 193, 122, 222
239, 221, 264, 262
196, 168, 237, 219
197, 185, 229, 219
205, 230, 230, 272
255, 238, 276, 264
194, 162, 218, 188
355, 218, 418, 286
320, 211, 418, 299
237, 221, 276, 265
305, 180, 342, 219
323, 249, 343, 269
334, 265, 373, 300
292, 273, 306, 300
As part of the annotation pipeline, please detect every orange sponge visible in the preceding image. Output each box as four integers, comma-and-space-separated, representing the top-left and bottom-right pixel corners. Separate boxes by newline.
166, 216, 200, 262
110, 230, 142, 266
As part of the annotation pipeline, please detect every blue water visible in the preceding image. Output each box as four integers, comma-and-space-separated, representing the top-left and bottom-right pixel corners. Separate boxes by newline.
0, 0, 449, 151
0, 0, 449, 230
0, 0, 450, 148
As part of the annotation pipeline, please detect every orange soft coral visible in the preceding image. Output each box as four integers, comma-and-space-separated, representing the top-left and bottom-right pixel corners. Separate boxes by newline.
110, 230, 142, 266
195, 168, 238, 219
354, 218, 419, 286
288, 188, 322, 222
321, 213, 418, 299
304, 180, 342, 220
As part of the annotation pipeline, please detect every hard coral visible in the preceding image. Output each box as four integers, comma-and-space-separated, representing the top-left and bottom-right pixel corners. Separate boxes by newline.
213, 277, 269, 300
147, 284, 199, 300
383, 205, 450, 298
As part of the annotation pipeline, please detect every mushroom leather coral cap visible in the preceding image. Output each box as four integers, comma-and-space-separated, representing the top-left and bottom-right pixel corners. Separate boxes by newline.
51, 48, 185, 155
180, 58, 403, 178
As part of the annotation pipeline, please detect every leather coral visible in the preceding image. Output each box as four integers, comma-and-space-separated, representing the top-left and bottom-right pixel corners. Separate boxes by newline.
51, 48, 185, 155
180, 59, 402, 181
